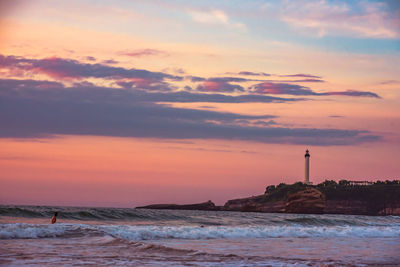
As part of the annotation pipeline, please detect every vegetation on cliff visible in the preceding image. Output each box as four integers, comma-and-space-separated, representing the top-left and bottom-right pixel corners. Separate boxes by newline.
262, 180, 400, 215
264, 182, 308, 202
265, 180, 400, 202
315, 180, 400, 201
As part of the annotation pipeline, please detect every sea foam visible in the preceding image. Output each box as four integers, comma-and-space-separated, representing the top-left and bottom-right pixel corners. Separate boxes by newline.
1, 223, 399, 240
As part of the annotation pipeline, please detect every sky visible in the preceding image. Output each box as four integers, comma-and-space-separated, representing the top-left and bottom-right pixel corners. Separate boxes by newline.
0, 0, 399, 207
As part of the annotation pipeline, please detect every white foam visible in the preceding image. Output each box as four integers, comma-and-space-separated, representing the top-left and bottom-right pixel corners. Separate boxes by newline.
1, 223, 399, 240
0, 223, 86, 239
100, 225, 400, 241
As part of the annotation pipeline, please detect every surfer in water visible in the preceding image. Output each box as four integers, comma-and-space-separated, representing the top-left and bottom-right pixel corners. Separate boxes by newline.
51, 212, 58, 224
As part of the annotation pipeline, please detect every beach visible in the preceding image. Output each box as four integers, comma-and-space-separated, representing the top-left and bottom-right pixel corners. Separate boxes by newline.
1, 206, 400, 266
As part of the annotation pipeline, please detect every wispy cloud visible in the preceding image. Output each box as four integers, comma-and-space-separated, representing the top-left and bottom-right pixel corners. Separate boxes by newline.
188, 9, 247, 31
85, 56, 96, 61
281, 0, 400, 38
225, 72, 324, 82
227, 71, 271, 77
283, 79, 324, 83
322, 90, 380, 98
252, 82, 380, 98
120, 49, 169, 58
379, 80, 400, 85
279, 73, 322, 79
330, 115, 344, 118
102, 59, 119, 65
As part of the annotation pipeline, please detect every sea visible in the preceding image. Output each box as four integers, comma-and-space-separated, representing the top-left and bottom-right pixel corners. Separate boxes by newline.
0, 206, 399, 266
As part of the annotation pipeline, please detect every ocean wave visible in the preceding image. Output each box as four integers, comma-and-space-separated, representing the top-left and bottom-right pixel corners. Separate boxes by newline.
102, 225, 400, 240
0, 223, 86, 239
2, 206, 399, 228
0, 206, 186, 221
1, 223, 399, 240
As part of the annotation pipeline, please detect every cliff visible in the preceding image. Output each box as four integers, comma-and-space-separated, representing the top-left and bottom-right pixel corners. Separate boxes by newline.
285, 188, 325, 214
223, 195, 285, 213
223, 188, 325, 214
224, 183, 400, 216
135, 180, 400, 216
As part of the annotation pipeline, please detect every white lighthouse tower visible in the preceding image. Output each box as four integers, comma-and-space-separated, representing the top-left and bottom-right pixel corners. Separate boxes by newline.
304, 149, 312, 185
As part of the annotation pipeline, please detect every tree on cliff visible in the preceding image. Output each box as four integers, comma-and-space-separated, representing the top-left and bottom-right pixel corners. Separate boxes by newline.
264, 179, 400, 207
264, 182, 308, 201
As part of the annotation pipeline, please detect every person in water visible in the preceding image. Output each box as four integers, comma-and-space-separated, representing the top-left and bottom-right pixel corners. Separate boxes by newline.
51, 212, 58, 224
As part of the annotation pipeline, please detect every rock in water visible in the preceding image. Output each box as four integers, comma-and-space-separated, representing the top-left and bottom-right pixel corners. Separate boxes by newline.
136, 200, 219, 211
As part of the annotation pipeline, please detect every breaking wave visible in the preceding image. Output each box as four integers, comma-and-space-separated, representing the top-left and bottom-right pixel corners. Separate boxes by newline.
1, 205, 399, 227
0, 206, 184, 221
1, 223, 399, 240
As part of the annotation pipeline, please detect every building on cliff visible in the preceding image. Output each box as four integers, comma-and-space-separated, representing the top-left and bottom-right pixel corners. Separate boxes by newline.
304, 149, 312, 185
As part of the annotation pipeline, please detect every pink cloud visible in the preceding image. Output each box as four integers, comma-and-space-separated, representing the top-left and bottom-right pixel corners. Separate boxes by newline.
0, 54, 181, 89
120, 49, 169, 57
253, 82, 314, 95
197, 80, 244, 93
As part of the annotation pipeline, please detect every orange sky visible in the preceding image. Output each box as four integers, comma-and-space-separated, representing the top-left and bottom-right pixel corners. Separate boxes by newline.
1, 136, 399, 206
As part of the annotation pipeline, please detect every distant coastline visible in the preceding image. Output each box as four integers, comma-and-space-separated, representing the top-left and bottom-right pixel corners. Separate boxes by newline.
136, 180, 400, 216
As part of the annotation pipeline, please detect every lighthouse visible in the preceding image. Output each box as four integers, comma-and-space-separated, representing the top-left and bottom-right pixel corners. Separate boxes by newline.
304, 149, 312, 185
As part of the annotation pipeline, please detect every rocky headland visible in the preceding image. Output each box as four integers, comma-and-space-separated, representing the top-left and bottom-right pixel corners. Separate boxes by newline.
136, 180, 400, 216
